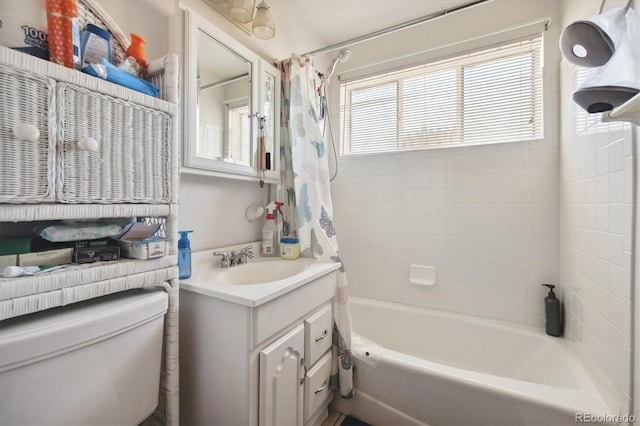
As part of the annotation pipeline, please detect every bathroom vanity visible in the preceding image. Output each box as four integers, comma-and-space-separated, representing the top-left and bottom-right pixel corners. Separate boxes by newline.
180, 247, 340, 425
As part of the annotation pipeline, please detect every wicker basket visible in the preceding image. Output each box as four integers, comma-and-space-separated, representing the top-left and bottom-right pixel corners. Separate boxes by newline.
76, 0, 130, 65
0, 64, 56, 203
57, 83, 172, 204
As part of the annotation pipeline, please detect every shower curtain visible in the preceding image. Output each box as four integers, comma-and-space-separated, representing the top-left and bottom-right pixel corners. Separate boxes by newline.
277, 55, 354, 399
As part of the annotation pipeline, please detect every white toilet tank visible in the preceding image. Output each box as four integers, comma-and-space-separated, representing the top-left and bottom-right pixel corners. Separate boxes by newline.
0, 288, 169, 425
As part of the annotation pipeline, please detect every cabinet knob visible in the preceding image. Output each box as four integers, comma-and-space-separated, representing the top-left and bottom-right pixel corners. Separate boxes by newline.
13, 123, 40, 142
78, 136, 99, 152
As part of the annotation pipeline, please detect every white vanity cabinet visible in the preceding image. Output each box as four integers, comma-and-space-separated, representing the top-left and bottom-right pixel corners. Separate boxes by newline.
259, 303, 334, 425
180, 264, 338, 426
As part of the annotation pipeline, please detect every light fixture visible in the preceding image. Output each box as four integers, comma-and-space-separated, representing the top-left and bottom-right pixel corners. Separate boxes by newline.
227, 0, 254, 24
205, 0, 276, 40
252, 1, 276, 40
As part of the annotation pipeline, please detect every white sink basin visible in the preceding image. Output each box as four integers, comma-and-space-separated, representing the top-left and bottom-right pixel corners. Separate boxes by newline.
218, 260, 309, 285
181, 244, 341, 307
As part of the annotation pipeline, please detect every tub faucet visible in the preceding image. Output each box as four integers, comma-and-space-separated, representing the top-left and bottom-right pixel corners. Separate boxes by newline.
213, 245, 254, 268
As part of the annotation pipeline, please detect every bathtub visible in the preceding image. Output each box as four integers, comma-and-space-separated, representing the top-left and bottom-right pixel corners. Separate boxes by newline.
331, 297, 612, 426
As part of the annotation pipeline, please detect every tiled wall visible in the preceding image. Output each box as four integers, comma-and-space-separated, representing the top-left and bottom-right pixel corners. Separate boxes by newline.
331, 138, 560, 327
560, 60, 634, 414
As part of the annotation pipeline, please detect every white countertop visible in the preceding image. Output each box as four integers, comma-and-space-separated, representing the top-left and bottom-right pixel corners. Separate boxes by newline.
179, 243, 340, 307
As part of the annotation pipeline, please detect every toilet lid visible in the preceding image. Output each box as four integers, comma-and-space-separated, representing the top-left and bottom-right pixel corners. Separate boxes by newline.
0, 288, 168, 372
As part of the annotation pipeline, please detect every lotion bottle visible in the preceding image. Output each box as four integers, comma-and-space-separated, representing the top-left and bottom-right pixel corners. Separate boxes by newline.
542, 284, 562, 336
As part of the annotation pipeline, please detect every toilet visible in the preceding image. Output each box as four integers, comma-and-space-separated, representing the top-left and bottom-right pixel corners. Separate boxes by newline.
0, 288, 168, 425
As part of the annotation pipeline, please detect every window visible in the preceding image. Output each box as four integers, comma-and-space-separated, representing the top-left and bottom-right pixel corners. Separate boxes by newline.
340, 35, 543, 155
225, 100, 251, 165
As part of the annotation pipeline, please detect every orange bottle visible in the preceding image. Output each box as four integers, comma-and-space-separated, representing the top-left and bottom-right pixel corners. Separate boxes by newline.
126, 33, 147, 76
46, 0, 78, 68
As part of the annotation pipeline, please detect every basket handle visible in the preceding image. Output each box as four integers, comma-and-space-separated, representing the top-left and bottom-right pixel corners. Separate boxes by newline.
12, 123, 40, 143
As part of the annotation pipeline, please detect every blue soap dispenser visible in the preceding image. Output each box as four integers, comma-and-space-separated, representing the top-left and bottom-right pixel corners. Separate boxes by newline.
178, 230, 193, 279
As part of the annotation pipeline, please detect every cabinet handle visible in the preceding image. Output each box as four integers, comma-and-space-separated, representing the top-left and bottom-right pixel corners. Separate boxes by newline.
314, 379, 328, 394
13, 123, 40, 143
77, 136, 99, 152
300, 357, 307, 385
315, 330, 328, 342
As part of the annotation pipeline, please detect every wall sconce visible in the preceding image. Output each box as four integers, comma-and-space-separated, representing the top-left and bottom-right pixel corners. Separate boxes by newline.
204, 0, 276, 40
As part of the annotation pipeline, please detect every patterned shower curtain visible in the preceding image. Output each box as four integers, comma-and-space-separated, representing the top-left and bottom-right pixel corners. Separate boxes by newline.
276, 55, 353, 399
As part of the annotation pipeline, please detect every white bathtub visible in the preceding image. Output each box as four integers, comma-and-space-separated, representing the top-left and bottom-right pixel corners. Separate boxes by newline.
331, 297, 612, 426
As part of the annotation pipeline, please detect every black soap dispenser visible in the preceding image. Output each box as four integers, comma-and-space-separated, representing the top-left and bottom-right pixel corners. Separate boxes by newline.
542, 284, 562, 337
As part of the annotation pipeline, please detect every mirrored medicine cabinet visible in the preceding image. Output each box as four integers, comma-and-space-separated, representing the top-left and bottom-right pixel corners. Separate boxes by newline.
183, 9, 280, 183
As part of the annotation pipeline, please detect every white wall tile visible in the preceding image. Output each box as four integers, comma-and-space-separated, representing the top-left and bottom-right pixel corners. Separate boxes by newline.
332, 138, 560, 327
559, 50, 634, 415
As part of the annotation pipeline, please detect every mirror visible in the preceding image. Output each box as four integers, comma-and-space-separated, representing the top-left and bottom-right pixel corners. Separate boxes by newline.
183, 10, 258, 179
197, 29, 252, 167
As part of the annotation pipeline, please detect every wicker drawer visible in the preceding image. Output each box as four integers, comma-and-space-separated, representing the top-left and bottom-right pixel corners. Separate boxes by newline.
57, 83, 171, 204
0, 64, 56, 203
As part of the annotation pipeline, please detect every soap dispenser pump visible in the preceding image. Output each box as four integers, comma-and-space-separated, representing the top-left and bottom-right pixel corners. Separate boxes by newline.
178, 230, 193, 279
542, 284, 562, 337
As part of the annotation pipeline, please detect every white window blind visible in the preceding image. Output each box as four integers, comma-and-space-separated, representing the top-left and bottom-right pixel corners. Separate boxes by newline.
227, 102, 251, 165
340, 35, 544, 155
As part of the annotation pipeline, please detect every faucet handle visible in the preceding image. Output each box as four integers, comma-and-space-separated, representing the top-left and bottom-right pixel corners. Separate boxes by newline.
213, 251, 231, 268
240, 245, 254, 257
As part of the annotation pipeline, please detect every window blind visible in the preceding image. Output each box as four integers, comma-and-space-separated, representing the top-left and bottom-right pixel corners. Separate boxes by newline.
340, 35, 544, 155
227, 103, 251, 165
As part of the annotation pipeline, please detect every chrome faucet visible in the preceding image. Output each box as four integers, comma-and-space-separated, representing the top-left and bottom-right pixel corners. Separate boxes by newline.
213, 245, 254, 268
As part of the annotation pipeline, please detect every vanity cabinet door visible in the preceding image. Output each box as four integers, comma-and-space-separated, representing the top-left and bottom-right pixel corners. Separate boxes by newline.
57, 83, 172, 204
0, 64, 56, 203
259, 324, 305, 426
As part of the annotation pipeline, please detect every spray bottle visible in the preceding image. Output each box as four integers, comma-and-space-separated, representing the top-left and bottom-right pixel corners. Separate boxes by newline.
262, 201, 283, 257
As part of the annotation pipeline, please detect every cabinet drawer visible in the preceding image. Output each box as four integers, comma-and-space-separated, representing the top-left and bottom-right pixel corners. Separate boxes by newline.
0, 64, 56, 203
304, 303, 332, 367
253, 271, 336, 349
57, 84, 171, 204
304, 351, 332, 423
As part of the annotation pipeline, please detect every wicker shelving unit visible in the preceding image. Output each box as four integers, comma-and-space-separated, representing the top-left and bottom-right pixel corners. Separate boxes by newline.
0, 19, 181, 424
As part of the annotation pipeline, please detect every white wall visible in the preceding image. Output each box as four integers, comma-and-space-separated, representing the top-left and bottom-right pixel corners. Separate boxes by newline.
332, 140, 560, 325
559, 0, 636, 416
329, 0, 563, 327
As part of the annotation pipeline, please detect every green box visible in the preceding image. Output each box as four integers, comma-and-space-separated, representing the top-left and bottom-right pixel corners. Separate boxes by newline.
0, 238, 31, 255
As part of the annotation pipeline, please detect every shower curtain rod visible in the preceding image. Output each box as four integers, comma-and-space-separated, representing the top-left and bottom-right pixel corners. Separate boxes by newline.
302, 0, 493, 57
